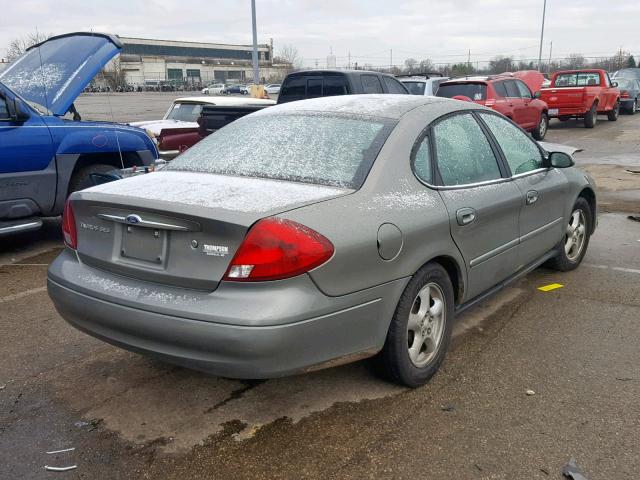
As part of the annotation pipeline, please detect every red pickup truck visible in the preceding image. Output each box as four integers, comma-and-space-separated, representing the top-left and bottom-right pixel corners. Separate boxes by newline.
540, 69, 620, 128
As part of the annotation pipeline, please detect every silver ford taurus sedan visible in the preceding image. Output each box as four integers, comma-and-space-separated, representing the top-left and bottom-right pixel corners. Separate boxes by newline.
48, 95, 596, 387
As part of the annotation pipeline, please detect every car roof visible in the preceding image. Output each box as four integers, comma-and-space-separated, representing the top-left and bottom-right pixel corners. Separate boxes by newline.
175, 96, 276, 106
261, 94, 479, 119
286, 69, 395, 79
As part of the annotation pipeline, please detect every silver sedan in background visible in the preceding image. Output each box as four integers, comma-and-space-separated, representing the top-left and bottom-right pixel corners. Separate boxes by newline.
48, 95, 596, 387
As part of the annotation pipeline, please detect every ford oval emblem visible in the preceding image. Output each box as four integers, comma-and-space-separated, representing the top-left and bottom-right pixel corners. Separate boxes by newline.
125, 214, 141, 225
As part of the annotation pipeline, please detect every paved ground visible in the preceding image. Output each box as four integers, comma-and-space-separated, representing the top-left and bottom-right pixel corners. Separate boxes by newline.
1, 94, 639, 479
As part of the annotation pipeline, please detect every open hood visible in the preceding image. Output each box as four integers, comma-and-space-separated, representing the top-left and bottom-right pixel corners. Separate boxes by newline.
0, 32, 122, 116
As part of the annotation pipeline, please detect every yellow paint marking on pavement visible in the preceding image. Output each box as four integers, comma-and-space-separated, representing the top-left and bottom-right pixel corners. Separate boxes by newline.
0, 286, 47, 304
537, 283, 564, 292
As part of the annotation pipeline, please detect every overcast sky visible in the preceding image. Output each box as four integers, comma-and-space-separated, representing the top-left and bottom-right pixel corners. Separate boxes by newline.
2, 0, 640, 67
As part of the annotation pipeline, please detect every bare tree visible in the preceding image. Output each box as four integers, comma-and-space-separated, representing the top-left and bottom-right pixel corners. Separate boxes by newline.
563, 53, 586, 70
418, 58, 435, 72
403, 58, 418, 73
101, 56, 128, 90
488, 56, 514, 74
274, 44, 303, 72
5, 31, 52, 61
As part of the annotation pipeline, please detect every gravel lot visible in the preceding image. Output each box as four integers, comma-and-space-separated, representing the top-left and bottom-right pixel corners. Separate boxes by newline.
1, 93, 639, 479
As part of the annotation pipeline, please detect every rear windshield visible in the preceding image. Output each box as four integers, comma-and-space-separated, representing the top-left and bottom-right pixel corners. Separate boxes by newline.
167, 112, 395, 189
437, 83, 487, 101
402, 81, 426, 95
278, 75, 350, 104
554, 72, 600, 87
165, 102, 204, 122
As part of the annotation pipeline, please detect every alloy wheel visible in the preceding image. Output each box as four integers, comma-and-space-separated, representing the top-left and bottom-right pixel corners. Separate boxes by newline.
407, 283, 446, 368
565, 209, 587, 262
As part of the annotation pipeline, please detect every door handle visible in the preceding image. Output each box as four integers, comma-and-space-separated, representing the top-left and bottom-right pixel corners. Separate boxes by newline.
526, 190, 539, 205
456, 208, 477, 226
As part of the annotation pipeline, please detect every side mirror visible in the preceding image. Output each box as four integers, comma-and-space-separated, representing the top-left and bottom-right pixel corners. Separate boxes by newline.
549, 151, 574, 168
533, 90, 542, 99
612, 82, 618, 88
8, 98, 30, 123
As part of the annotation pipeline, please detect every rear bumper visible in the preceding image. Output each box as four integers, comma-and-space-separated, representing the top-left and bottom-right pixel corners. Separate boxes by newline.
47, 251, 407, 378
547, 107, 587, 117
620, 99, 636, 109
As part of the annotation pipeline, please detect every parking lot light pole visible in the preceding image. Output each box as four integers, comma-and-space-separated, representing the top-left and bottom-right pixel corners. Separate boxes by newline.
251, 0, 259, 83
537, 0, 547, 71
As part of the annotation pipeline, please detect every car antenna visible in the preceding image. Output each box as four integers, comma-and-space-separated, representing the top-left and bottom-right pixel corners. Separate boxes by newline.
95, 31, 125, 171
35, 27, 51, 113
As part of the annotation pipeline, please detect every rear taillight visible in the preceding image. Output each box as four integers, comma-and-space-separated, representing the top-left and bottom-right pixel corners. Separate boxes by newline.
621, 90, 630, 98
62, 199, 78, 250
224, 218, 334, 282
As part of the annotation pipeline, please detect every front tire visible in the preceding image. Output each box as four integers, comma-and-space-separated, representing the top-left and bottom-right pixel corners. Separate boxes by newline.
379, 263, 454, 387
68, 163, 118, 194
607, 101, 619, 121
547, 198, 592, 272
532, 112, 549, 140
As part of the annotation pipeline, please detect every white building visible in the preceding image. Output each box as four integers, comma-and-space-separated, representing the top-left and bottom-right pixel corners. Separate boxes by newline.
112, 36, 289, 87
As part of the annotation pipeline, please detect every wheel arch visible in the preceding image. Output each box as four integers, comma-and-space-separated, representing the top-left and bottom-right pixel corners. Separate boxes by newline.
577, 186, 597, 234
427, 255, 465, 306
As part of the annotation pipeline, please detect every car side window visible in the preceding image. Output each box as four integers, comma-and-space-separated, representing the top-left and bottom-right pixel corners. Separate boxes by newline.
412, 135, 432, 183
307, 79, 322, 98
0, 96, 9, 120
504, 80, 520, 98
433, 113, 502, 186
493, 81, 508, 97
323, 76, 349, 96
383, 76, 408, 94
515, 80, 532, 99
361, 75, 384, 94
479, 113, 543, 175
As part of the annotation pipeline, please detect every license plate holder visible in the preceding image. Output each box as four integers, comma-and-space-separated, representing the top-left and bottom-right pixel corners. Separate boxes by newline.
548, 108, 559, 117
121, 226, 165, 264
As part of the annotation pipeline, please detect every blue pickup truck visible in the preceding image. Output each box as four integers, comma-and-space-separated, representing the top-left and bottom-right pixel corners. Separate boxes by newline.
0, 32, 157, 235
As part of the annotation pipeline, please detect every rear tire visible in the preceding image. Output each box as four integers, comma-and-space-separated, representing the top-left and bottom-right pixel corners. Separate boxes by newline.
547, 197, 592, 272
584, 103, 597, 128
607, 101, 619, 121
68, 163, 118, 194
379, 262, 454, 387
532, 112, 549, 140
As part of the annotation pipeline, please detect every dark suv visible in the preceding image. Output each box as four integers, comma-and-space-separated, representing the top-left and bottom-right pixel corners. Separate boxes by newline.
437, 73, 549, 140
277, 70, 408, 104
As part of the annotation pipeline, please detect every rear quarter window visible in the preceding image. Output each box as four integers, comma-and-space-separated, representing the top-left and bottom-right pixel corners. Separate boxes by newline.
361, 75, 384, 94
279, 77, 306, 102
383, 76, 408, 94
493, 81, 508, 97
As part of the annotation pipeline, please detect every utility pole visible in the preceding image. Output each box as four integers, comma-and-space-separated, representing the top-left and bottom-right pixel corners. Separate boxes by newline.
250, 0, 259, 83
547, 41, 553, 73
537, 0, 547, 71
390, 49, 393, 71
467, 49, 471, 73
348, 51, 351, 69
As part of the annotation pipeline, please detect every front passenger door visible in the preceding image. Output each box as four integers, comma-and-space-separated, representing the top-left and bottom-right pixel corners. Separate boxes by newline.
478, 112, 568, 265
433, 112, 522, 301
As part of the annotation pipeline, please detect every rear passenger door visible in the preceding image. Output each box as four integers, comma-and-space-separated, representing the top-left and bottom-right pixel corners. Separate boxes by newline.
478, 112, 568, 264
432, 112, 522, 300
514, 80, 538, 129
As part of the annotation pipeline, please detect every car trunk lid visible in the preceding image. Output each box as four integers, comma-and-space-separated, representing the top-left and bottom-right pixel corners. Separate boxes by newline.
71, 171, 352, 291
